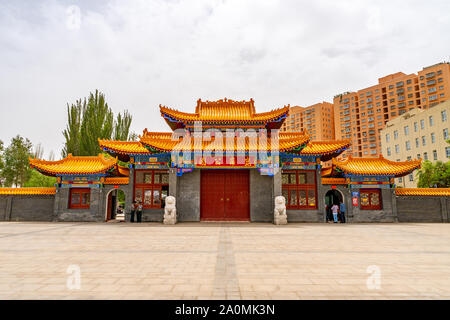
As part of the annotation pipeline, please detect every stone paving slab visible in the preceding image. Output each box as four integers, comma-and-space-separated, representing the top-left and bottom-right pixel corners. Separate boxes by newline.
0, 222, 449, 299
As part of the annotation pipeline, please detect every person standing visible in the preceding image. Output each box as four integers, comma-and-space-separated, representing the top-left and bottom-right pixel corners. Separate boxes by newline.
331, 203, 339, 223
339, 201, 346, 223
136, 201, 143, 223
130, 201, 136, 223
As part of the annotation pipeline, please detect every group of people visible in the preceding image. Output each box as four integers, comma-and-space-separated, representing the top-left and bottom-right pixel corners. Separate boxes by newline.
130, 201, 143, 223
326, 201, 346, 223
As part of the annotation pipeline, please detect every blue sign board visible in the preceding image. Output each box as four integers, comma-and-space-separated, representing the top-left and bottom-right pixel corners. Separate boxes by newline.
352, 191, 359, 197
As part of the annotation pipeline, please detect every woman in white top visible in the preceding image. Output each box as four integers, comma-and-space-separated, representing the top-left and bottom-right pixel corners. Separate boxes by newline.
331, 204, 339, 223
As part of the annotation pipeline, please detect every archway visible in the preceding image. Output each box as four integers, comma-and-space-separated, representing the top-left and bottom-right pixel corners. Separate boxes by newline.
324, 189, 344, 222
105, 189, 126, 221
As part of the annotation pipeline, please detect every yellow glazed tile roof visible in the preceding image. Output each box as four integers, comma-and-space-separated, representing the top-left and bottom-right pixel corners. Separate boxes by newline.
300, 140, 351, 156
0, 187, 56, 195
104, 177, 130, 185
160, 98, 289, 123
98, 140, 150, 155
332, 155, 421, 177
140, 131, 310, 153
30, 154, 117, 176
395, 188, 450, 196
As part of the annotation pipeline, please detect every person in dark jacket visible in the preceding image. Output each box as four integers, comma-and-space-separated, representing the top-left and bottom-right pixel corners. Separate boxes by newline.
136, 201, 143, 223
130, 201, 136, 223
339, 201, 346, 223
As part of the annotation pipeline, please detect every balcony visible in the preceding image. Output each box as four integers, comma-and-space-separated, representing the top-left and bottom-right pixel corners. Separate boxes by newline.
426, 72, 436, 79
427, 80, 436, 86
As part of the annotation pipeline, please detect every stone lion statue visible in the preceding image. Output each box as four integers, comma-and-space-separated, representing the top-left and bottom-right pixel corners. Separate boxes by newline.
163, 196, 177, 225
274, 195, 287, 225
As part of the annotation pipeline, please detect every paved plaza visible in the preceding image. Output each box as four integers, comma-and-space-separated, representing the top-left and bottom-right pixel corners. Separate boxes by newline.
0, 221, 449, 300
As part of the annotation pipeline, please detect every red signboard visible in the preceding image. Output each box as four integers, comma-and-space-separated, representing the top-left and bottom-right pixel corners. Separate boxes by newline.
352, 197, 359, 206
114, 185, 119, 189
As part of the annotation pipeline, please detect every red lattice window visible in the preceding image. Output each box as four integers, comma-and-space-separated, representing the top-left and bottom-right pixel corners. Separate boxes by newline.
134, 170, 169, 208
282, 170, 317, 209
69, 188, 90, 209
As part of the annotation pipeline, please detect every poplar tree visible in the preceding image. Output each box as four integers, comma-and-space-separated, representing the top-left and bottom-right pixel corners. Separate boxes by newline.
62, 90, 133, 157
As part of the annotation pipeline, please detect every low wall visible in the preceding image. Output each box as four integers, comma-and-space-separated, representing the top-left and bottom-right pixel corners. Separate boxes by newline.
0, 195, 54, 221
396, 196, 449, 222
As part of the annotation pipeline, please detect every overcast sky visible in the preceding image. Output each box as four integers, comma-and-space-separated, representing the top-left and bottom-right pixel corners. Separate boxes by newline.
1, 0, 449, 158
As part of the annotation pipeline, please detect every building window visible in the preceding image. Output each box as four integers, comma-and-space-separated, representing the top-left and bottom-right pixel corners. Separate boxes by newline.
404, 126, 409, 136
433, 150, 438, 161
408, 174, 414, 182
360, 189, 382, 210
282, 170, 317, 210
429, 116, 434, 127
446, 147, 450, 158
387, 147, 391, 156
442, 110, 447, 122
385, 133, 390, 143
415, 138, 419, 148
422, 136, 426, 146
417, 154, 421, 159
134, 170, 169, 208
394, 130, 398, 140
414, 122, 418, 132
69, 188, 90, 209
431, 132, 436, 144
424, 152, 428, 160
420, 119, 425, 129
395, 144, 400, 153
444, 128, 449, 140
405, 141, 411, 151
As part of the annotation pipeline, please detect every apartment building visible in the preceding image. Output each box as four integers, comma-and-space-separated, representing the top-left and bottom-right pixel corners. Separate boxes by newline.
281, 102, 335, 140
334, 62, 450, 158
380, 100, 450, 187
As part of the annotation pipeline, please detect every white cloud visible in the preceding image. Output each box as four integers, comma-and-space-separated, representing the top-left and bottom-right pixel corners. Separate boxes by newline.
0, 0, 449, 158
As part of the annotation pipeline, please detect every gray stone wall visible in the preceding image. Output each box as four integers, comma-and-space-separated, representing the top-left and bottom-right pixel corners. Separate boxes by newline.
0, 195, 54, 221
351, 189, 396, 223
176, 169, 201, 221
250, 169, 273, 222
397, 196, 449, 222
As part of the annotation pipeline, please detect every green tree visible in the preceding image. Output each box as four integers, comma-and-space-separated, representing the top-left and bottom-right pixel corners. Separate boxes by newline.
1, 135, 33, 187
24, 170, 57, 187
113, 110, 132, 141
416, 160, 450, 188
62, 98, 84, 157
79, 90, 114, 156
0, 139, 4, 186
62, 90, 133, 157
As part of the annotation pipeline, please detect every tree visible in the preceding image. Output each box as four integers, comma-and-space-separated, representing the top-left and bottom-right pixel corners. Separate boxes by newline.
1, 135, 33, 187
113, 110, 132, 141
416, 160, 450, 188
24, 170, 57, 187
79, 90, 114, 156
62, 90, 133, 157
0, 139, 4, 186
62, 99, 83, 157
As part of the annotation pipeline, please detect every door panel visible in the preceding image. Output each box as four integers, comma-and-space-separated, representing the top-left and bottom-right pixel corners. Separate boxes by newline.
201, 170, 249, 221
200, 171, 225, 220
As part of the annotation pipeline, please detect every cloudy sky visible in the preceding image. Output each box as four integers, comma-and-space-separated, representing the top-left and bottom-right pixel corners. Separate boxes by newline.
1, 0, 449, 158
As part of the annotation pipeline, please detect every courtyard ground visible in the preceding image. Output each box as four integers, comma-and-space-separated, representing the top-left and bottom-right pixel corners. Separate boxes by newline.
0, 222, 449, 300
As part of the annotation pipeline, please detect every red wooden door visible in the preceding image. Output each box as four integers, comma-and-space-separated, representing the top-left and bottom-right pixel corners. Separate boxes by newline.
201, 170, 249, 221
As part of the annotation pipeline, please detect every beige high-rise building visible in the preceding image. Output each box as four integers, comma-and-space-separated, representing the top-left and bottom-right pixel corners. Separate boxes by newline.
380, 100, 450, 187
334, 62, 450, 159
281, 102, 334, 140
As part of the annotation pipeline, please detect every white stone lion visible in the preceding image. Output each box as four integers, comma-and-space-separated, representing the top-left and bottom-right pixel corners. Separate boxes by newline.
164, 196, 177, 225
274, 195, 287, 225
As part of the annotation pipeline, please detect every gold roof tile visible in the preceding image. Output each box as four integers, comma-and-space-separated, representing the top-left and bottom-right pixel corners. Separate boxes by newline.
0, 187, 56, 195
332, 155, 421, 177
395, 188, 450, 196
98, 140, 150, 155
104, 177, 130, 185
160, 98, 289, 124
29, 154, 117, 176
